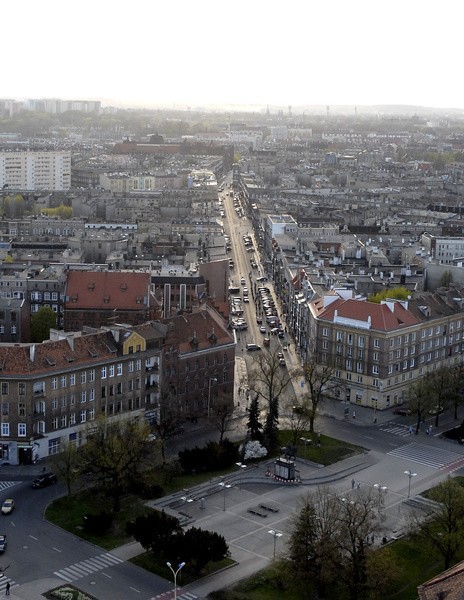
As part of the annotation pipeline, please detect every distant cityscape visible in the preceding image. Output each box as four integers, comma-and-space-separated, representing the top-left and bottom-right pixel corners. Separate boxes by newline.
0, 96, 464, 468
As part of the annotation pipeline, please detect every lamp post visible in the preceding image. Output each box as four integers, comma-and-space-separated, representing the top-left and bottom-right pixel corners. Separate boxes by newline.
219, 480, 232, 511
235, 461, 246, 487
166, 561, 185, 600
404, 470, 417, 498
373, 483, 388, 510
300, 437, 311, 458
207, 377, 217, 420
268, 529, 283, 560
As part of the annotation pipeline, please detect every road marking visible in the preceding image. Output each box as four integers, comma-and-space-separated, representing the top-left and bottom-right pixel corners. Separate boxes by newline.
52, 547, 62, 553
129, 586, 141, 593
29, 535, 38, 540
102, 572, 112, 579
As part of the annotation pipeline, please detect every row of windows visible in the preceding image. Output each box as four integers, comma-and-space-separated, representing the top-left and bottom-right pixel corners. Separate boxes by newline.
322, 322, 464, 347
184, 354, 229, 372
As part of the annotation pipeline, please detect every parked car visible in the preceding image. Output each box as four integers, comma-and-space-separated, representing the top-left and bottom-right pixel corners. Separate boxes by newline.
429, 405, 445, 415
393, 407, 411, 416
32, 472, 57, 489
0, 534, 7, 553
1, 499, 14, 515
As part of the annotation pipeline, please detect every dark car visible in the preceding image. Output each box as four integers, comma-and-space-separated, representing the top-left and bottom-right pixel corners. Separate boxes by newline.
393, 407, 411, 416
32, 472, 57, 489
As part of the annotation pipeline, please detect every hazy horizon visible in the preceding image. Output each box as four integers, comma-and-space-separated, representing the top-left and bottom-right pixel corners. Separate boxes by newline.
4, 0, 463, 112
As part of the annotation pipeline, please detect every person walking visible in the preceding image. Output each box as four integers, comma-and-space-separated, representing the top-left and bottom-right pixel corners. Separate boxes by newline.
5, 582, 10, 596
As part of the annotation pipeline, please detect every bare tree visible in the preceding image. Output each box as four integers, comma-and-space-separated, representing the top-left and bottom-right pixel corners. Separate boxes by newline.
407, 376, 435, 434
51, 440, 81, 496
288, 487, 385, 600
153, 383, 183, 464
303, 355, 338, 433
213, 398, 236, 443
247, 348, 293, 450
410, 477, 464, 570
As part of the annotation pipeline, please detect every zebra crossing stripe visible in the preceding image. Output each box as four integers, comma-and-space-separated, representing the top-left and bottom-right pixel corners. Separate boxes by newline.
388, 442, 464, 469
0, 481, 20, 491
54, 552, 123, 582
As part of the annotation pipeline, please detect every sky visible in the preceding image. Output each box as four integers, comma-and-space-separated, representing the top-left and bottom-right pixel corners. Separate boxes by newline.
3, 0, 463, 111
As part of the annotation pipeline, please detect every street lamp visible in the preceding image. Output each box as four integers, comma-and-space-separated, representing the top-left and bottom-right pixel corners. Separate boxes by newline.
404, 470, 417, 498
235, 461, 247, 487
166, 561, 185, 600
207, 377, 218, 420
219, 480, 232, 511
373, 483, 388, 510
268, 529, 283, 560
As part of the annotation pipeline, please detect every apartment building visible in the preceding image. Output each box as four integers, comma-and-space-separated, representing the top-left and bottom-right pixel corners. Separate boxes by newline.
308, 289, 464, 411
0, 150, 71, 191
0, 325, 161, 464
0, 303, 234, 465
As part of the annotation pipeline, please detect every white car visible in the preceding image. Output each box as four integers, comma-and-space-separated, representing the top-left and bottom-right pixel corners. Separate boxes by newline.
1, 499, 14, 515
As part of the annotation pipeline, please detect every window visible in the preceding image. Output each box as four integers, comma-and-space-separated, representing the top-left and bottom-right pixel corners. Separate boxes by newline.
117, 363, 123, 376
128, 361, 134, 373
52, 377, 58, 390
372, 365, 379, 375
89, 408, 95, 421
1, 423, 9, 437
322, 341, 328, 350
373, 352, 379, 361
89, 369, 95, 382
358, 336, 365, 348
101, 367, 107, 379
109, 365, 115, 378
59, 375, 66, 388
61, 396, 66, 408
81, 371, 86, 384
70, 374, 76, 386
372, 379, 379, 388
51, 397, 57, 410
69, 413, 76, 425
18, 423, 26, 437
136, 359, 141, 371
89, 388, 95, 402
80, 410, 86, 423
60, 416, 67, 428
1, 383, 8, 395
1, 402, 8, 416
322, 327, 329, 337
81, 391, 86, 404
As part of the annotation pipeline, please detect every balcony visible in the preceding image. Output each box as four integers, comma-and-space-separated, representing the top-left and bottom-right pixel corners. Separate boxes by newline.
33, 389, 45, 398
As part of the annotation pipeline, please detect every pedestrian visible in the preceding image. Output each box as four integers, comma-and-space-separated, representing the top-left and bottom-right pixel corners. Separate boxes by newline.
5, 582, 9, 596
408, 425, 413, 435
357, 481, 361, 489
428, 425, 432, 435
352, 410, 356, 419
351, 478, 355, 489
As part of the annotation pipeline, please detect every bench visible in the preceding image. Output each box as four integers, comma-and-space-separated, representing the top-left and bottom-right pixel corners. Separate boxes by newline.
247, 508, 268, 518
259, 504, 279, 513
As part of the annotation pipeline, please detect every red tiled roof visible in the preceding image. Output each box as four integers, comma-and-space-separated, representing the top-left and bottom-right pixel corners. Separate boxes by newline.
65, 271, 150, 310
317, 298, 420, 331
0, 331, 116, 376
164, 309, 234, 354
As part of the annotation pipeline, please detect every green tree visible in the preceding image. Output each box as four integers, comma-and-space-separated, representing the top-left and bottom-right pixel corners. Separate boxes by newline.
368, 287, 410, 303
246, 395, 263, 441
30, 306, 57, 342
411, 478, 464, 570
127, 509, 183, 556
439, 270, 454, 288
80, 418, 153, 512
182, 527, 229, 573
288, 487, 384, 600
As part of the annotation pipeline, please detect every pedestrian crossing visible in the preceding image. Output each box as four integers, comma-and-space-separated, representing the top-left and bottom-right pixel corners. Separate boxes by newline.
378, 422, 412, 437
388, 442, 464, 470
0, 576, 17, 594
54, 552, 124, 582
0, 481, 20, 492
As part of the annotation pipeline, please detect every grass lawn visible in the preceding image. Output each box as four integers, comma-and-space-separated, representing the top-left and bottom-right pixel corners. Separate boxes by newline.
279, 430, 364, 465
